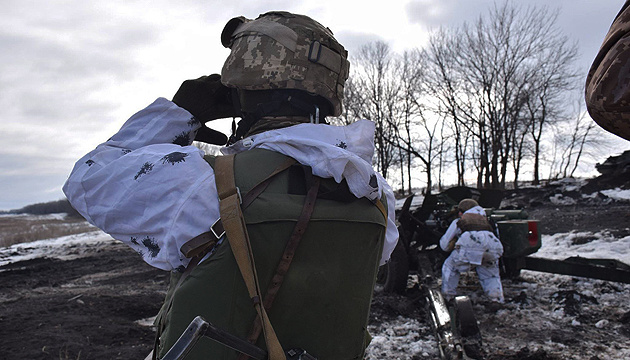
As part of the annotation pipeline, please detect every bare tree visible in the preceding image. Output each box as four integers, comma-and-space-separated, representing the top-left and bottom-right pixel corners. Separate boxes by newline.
344, 41, 400, 179
329, 77, 362, 127
520, 25, 580, 184
548, 100, 606, 180
424, 3, 580, 189
424, 28, 471, 187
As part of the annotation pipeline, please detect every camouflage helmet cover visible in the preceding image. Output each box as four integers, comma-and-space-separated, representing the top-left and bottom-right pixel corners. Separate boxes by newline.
220, 11, 350, 116
585, 1, 630, 141
458, 199, 479, 213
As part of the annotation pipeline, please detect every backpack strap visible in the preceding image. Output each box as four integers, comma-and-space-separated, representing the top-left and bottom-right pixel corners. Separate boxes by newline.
239, 167, 321, 356
215, 154, 287, 360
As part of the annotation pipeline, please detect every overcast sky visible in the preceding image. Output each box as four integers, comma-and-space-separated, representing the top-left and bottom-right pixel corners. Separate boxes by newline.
1, 0, 629, 211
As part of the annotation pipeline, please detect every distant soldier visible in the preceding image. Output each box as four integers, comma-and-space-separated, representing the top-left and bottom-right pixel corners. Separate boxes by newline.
585, 0, 630, 141
439, 199, 504, 303
64, 11, 398, 360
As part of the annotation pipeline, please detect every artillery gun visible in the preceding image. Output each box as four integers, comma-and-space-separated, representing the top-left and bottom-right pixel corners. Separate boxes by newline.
379, 186, 630, 359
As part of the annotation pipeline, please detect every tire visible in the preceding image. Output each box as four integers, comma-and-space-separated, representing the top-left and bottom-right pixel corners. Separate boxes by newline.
382, 240, 410, 294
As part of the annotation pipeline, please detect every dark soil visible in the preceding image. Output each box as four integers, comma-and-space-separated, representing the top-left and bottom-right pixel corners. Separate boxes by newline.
0, 243, 168, 360
527, 202, 630, 237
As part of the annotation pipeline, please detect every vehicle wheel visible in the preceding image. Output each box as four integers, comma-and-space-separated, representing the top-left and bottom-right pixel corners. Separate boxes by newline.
382, 240, 409, 294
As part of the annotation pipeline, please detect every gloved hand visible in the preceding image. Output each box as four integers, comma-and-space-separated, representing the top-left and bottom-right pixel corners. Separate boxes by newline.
172, 74, 238, 123
195, 124, 228, 145
172, 74, 238, 145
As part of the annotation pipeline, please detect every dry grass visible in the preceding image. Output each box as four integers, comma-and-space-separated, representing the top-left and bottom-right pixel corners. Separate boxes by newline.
0, 215, 97, 248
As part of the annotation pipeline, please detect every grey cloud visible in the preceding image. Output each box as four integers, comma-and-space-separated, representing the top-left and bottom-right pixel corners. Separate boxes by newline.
0, 14, 158, 130
0, 26, 155, 80
404, 0, 624, 73
228, 0, 302, 18
336, 31, 387, 56
405, 0, 495, 28
551, 1, 621, 69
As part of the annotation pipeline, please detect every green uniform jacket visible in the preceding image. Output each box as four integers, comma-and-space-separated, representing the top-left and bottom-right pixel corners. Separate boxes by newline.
157, 149, 387, 360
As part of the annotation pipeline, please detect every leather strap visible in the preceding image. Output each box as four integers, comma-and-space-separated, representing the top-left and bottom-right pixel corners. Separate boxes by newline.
180, 220, 225, 258
239, 170, 321, 356
179, 156, 296, 259
215, 154, 286, 360
374, 199, 387, 221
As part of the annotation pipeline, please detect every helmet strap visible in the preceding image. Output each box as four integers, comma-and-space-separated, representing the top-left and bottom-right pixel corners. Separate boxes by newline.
310, 105, 320, 124
228, 90, 330, 144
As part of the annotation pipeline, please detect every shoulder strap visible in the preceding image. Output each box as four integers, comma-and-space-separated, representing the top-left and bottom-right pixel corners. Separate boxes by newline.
215, 154, 287, 360
239, 168, 321, 355
374, 198, 387, 220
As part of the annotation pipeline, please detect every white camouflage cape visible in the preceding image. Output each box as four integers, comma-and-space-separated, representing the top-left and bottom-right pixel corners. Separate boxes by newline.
63, 97, 398, 271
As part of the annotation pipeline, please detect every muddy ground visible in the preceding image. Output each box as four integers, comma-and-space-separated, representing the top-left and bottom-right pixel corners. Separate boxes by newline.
1, 185, 629, 359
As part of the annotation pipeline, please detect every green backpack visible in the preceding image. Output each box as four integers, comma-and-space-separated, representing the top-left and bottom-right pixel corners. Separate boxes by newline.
156, 148, 387, 360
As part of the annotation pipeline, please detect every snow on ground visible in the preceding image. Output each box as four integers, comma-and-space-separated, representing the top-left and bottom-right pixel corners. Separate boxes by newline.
0, 230, 114, 267
536, 231, 630, 265
366, 317, 440, 359
0, 213, 69, 220
599, 188, 630, 201
363, 202, 630, 360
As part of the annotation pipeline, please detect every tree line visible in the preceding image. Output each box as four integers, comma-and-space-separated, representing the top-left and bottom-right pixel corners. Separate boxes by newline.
333, 3, 609, 195
2, 199, 82, 217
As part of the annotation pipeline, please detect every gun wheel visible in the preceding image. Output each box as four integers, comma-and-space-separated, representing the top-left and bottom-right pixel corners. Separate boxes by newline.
381, 239, 409, 294
454, 297, 483, 359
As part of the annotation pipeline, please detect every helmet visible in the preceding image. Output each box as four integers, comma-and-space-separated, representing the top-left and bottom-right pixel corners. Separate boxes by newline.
220, 11, 350, 117
458, 199, 479, 213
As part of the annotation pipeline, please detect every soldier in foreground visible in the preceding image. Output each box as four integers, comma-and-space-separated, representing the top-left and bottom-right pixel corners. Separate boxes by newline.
63, 11, 398, 360
439, 199, 504, 303
585, 0, 630, 141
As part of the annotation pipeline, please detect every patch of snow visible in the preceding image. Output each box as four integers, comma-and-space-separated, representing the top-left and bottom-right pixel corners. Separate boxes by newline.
600, 188, 630, 201
595, 319, 609, 328
395, 193, 425, 211
135, 316, 157, 327
549, 194, 577, 205
0, 213, 69, 220
0, 230, 115, 267
365, 317, 439, 359
549, 178, 587, 191
534, 231, 630, 265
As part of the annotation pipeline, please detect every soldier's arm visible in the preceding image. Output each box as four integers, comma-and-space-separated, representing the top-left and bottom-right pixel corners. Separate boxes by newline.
439, 219, 460, 252
63, 98, 221, 271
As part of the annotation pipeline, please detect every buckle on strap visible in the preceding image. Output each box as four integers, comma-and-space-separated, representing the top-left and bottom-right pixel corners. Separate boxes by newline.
210, 217, 226, 240
180, 218, 225, 258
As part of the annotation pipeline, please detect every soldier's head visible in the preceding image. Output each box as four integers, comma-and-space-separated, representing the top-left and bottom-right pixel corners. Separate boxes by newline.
457, 199, 479, 214
220, 11, 350, 143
